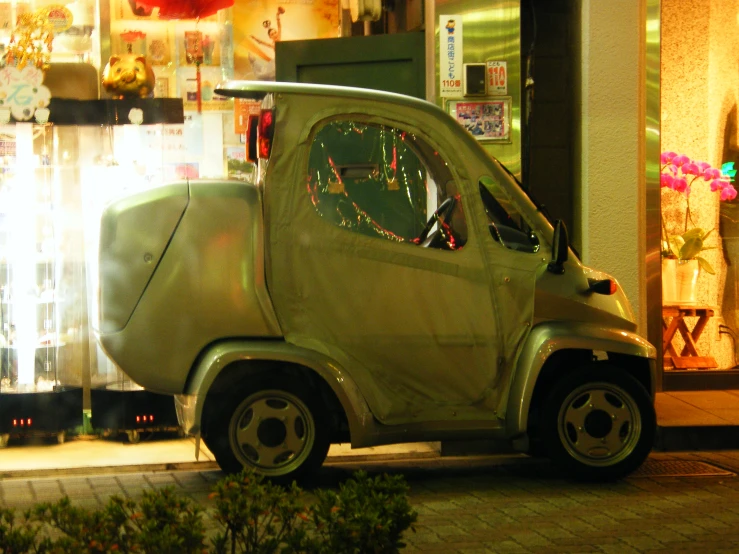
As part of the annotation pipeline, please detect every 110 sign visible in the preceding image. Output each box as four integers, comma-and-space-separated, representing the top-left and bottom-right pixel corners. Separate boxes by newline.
442, 79, 461, 88
487, 61, 507, 94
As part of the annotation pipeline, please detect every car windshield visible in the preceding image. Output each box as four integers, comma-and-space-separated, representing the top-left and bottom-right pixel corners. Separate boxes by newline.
493, 159, 553, 225
493, 158, 581, 259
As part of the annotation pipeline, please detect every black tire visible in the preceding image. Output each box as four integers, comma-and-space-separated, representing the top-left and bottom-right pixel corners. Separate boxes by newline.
204, 375, 331, 484
541, 364, 655, 481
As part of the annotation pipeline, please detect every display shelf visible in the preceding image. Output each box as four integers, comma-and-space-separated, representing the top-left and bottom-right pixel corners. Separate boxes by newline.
47, 98, 185, 125
0, 123, 84, 400
90, 387, 180, 443
0, 386, 82, 446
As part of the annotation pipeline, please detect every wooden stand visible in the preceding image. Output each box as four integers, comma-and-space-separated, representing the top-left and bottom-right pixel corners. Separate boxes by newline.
662, 304, 718, 369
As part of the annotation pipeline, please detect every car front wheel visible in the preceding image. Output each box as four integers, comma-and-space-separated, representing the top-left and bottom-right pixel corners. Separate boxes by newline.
541, 364, 655, 481
205, 376, 330, 483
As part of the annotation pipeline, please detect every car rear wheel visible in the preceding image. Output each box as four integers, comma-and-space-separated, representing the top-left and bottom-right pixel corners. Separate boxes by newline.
541, 364, 655, 481
205, 377, 330, 483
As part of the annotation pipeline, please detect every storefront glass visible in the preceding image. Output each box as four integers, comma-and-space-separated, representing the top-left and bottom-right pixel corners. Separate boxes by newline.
660, 0, 739, 388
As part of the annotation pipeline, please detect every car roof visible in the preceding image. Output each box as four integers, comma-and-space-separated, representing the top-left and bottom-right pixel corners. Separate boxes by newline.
215, 80, 448, 120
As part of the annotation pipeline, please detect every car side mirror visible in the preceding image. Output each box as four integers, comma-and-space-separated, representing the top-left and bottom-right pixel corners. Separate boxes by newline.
547, 219, 569, 274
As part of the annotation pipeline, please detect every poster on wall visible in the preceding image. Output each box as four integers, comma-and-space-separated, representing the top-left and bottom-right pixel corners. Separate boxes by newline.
439, 14, 463, 98
486, 61, 507, 95
445, 98, 511, 142
232, 0, 341, 81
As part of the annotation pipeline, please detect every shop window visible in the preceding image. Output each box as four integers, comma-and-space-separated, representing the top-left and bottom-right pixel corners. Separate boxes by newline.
307, 120, 467, 250
478, 176, 539, 253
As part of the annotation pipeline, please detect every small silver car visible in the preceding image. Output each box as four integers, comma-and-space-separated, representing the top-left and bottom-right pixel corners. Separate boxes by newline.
97, 81, 656, 482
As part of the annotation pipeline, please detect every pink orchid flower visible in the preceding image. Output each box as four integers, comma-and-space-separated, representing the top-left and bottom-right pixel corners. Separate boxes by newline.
703, 168, 721, 180
672, 177, 688, 193
711, 179, 728, 192
697, 161, 712, 171
661, 174, 674, 188
722, 185, 738, 201
682, 162, 701, 176
661, 151, 677, 164
672, 154, 691, 166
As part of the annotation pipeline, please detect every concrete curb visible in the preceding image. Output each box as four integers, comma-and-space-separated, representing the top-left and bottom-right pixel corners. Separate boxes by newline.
655, 425, 739, 452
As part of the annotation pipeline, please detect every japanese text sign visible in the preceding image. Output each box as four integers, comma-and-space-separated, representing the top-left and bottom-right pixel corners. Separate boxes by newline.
439, 15, 463, 98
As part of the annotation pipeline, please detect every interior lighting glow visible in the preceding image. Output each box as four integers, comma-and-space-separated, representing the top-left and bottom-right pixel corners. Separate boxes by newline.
8, 124, 38, 388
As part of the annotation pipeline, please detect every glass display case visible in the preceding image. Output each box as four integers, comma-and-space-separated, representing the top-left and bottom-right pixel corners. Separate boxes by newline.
0, 122, 86, 446
66, 100, 189, 442
0, 98, 200, 446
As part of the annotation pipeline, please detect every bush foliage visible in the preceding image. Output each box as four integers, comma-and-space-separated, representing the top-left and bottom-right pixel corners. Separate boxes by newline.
0, 469, 417, 554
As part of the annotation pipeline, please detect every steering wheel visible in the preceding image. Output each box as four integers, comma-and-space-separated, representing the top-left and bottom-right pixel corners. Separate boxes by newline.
414, 196, 458, 246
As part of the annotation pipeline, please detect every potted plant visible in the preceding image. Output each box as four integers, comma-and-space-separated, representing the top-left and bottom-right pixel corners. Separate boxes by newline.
661, 152, 737, 303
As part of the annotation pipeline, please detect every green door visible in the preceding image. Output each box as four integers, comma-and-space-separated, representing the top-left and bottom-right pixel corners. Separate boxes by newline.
275, 32, 425, 99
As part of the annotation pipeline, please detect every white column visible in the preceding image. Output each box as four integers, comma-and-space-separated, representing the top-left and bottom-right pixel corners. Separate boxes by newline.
577, 0, 647, 334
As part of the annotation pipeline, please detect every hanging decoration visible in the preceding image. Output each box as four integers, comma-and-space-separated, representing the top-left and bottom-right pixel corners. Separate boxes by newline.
0, 65, 51, 121
5, 10, 55, 72
136, 0, 233, 20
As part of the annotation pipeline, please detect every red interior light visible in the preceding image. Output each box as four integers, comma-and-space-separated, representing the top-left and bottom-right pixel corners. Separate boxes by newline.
136, 415, 140, 423
27, 418, 31, 426
12, 419, 16, 427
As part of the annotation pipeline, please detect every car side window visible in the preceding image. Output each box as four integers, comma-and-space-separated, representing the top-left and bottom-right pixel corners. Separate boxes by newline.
307, 120, 467, 251
479, 176, 539, 253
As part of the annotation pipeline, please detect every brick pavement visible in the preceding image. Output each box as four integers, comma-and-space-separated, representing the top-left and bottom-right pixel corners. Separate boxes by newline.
4, 452, 739, 552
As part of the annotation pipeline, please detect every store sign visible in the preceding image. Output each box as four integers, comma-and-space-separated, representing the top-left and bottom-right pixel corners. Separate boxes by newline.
439, 15, 463, 98
0, 66, 50, 122
486, 60, 507, 95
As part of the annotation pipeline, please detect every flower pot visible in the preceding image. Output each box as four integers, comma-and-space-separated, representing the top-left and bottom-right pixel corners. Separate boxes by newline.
662, 258, 700, 304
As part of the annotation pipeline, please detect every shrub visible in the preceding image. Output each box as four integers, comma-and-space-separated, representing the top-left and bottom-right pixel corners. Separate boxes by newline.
0, 469, 417, 554
305, 471, 418, 554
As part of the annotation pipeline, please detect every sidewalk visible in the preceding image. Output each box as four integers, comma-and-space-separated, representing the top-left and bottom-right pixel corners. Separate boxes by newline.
1, 390, 738, 478
655, 390, 739, 450
0, 434, 440, 478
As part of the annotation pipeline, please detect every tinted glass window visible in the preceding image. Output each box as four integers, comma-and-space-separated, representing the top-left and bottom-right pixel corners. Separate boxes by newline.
307, 121, 467, 250
479, 176, 539, 253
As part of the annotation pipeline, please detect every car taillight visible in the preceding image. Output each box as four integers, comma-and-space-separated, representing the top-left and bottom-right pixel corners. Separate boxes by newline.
258, 109, 274, 159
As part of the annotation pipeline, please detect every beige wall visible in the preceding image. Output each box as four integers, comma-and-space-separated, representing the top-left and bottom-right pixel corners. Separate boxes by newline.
576, 0, 647, 334
661, 0, 739, 367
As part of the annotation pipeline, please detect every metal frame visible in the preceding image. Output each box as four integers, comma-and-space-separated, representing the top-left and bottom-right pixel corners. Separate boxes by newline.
645, 0, 662, 390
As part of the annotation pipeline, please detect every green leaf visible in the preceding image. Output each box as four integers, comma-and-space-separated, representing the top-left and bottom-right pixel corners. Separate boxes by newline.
682, 228, 705, 241
669, 236, 684, 258
679, 237, 703, 260
701, 228, 714, 241
723, 162, 736, 181
695, 255, 715, 274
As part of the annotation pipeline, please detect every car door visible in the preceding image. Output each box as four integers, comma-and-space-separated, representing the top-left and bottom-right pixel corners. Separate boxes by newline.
265, 107, 505, 425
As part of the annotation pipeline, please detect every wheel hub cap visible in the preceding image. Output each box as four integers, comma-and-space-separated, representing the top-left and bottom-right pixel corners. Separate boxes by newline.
230, 392, 314, 475
559, 384, 640, 466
